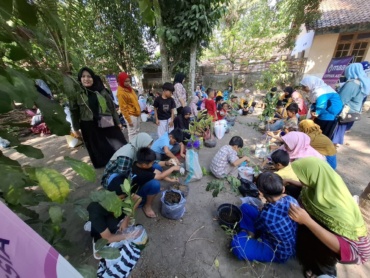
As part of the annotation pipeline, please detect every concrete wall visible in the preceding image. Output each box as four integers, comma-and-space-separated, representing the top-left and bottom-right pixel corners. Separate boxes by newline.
304, 33, 339, 78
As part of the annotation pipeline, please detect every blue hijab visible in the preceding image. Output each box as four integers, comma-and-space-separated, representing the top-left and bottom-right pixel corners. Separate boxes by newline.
345, 63, 370, 96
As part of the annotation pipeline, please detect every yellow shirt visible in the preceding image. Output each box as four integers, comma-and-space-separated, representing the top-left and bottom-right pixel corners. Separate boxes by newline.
276, 163, 299, 182
117, 86, 141, 124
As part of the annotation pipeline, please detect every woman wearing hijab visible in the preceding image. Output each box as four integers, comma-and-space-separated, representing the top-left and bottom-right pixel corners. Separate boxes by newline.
101, 133, 153, 188
292, 89, 308, 116
299, 119, 337, 169
332, 63, 370, 146
300, 76, 343, 138
174, 106, 191, 142
69, 67, 126, 168
288, 157, 370, 278
279, 131, 325, 162
117, 72, 141, 142
173, 73, 187, 115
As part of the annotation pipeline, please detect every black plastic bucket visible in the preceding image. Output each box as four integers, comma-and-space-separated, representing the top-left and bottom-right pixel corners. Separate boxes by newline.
217, 204, 242, 230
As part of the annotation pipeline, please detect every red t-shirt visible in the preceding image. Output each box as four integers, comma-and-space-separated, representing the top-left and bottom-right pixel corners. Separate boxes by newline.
217, 109, 227, 120
205, 99, 217, 121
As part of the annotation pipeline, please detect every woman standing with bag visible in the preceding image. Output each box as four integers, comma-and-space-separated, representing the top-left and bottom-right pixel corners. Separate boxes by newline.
332, 63, 370, 146
300, 76, 343, 138
69, 67, 127, 168
173, 73, 187, 115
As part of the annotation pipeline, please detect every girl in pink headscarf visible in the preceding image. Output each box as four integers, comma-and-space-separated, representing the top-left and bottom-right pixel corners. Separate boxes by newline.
279, 131, 325, 162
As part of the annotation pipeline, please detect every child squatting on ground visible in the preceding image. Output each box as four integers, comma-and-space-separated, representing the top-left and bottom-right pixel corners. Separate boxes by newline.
151, 128, 184, 164
131, 147, 181, 218
231, 172, 299, 263
210, 136, 249, 179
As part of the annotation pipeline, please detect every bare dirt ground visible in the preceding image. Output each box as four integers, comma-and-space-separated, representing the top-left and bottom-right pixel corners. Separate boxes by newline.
3, 107, 370, 278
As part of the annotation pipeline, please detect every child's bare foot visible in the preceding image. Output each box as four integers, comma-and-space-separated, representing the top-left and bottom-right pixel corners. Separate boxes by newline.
142, 205, 157, 218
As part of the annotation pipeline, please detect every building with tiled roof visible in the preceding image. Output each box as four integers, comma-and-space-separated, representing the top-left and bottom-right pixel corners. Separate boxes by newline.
310, 0, 370, 32
293, 0, 370, 82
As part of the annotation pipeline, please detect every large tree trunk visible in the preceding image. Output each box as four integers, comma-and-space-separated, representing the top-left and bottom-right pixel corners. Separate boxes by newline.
188, 42, 197, 102
154, 0, 169, 83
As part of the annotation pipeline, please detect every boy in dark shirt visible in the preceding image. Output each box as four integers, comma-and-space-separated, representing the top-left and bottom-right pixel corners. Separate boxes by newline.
154, 82, 177, 138
87, 182, 141, 243
131, 147, 181, 218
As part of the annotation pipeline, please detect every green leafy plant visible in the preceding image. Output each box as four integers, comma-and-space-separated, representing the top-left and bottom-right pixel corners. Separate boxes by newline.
259, 92, 280, 121
206, 176, 241, 198
187, 110, 213, 140
201, 166, 210, 176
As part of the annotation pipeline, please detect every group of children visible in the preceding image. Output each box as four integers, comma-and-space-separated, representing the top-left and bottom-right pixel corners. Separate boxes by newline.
85, 78, 369, 278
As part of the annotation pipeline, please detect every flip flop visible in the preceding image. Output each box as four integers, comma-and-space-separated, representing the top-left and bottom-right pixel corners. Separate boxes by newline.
142, 207, 157, 218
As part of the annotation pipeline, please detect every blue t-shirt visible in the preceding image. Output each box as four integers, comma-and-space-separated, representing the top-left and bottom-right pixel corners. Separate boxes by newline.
151, 132, 173, 154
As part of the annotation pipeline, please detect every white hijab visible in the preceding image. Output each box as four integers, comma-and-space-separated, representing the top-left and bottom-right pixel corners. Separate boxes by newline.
300, 76, 335, 103
110, 133, 153, 161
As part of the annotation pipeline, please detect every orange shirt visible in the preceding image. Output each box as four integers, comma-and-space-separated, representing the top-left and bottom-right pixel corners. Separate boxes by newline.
117, 86, 141, 124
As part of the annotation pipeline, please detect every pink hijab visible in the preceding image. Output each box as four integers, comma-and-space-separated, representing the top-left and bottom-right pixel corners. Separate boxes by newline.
280, 131, 325, 161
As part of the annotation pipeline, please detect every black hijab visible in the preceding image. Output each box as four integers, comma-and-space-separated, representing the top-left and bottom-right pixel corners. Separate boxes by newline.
174, 106, 191, 130
77, 67, 100, 120
283, 86, 294, 98
174, 73, 185, 84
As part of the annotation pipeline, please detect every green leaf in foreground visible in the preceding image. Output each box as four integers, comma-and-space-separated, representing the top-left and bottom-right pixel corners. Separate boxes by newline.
98, 247, 121, 260
49, 206, 63, 225
15, 145, 44, 159
64, 156, 96, 182
75, 205, 89, 222
95, 238, 109, 251
76, 265, 96, 278
35, 167, 70, 203
90, 190, 122, 218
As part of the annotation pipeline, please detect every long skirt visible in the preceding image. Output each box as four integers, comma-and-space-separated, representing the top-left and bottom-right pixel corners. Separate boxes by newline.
332, 122, 353, 145
314, 118, 338, 139
80, 120, 127, 168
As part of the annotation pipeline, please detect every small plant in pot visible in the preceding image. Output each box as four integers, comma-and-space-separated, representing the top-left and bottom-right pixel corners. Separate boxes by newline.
206, 176, 243, 230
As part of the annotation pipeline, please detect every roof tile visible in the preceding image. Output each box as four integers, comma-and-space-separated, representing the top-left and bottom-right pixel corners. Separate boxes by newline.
312, 0, 370, 30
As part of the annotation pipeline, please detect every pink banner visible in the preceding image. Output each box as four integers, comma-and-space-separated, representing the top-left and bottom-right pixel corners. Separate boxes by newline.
322, 56, 353, 88
0, 202, 82, 278
106, 75, 118, 104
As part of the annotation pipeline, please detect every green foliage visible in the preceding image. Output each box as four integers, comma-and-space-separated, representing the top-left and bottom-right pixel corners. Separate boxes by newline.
256, 60, 294, 91
277, 0, 321, 49
64, 156, 96, 182
206, 179, 225, 197
90, 179, 137, 218
260, 92, 280, 120
97, 247, 121, 260
188, 110, 213, 140
90, 190, 124, 218
76, 265, 96, 278
226, 176, 241, 193
204, 0, 285, 89
201, 166, 210, 176
35, 167, 71, 203
14, 145, 44, 159
49, 206, 63, 225
237, 147, 250, 157
74, 205, 89, 222
206, 175, 241, 197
